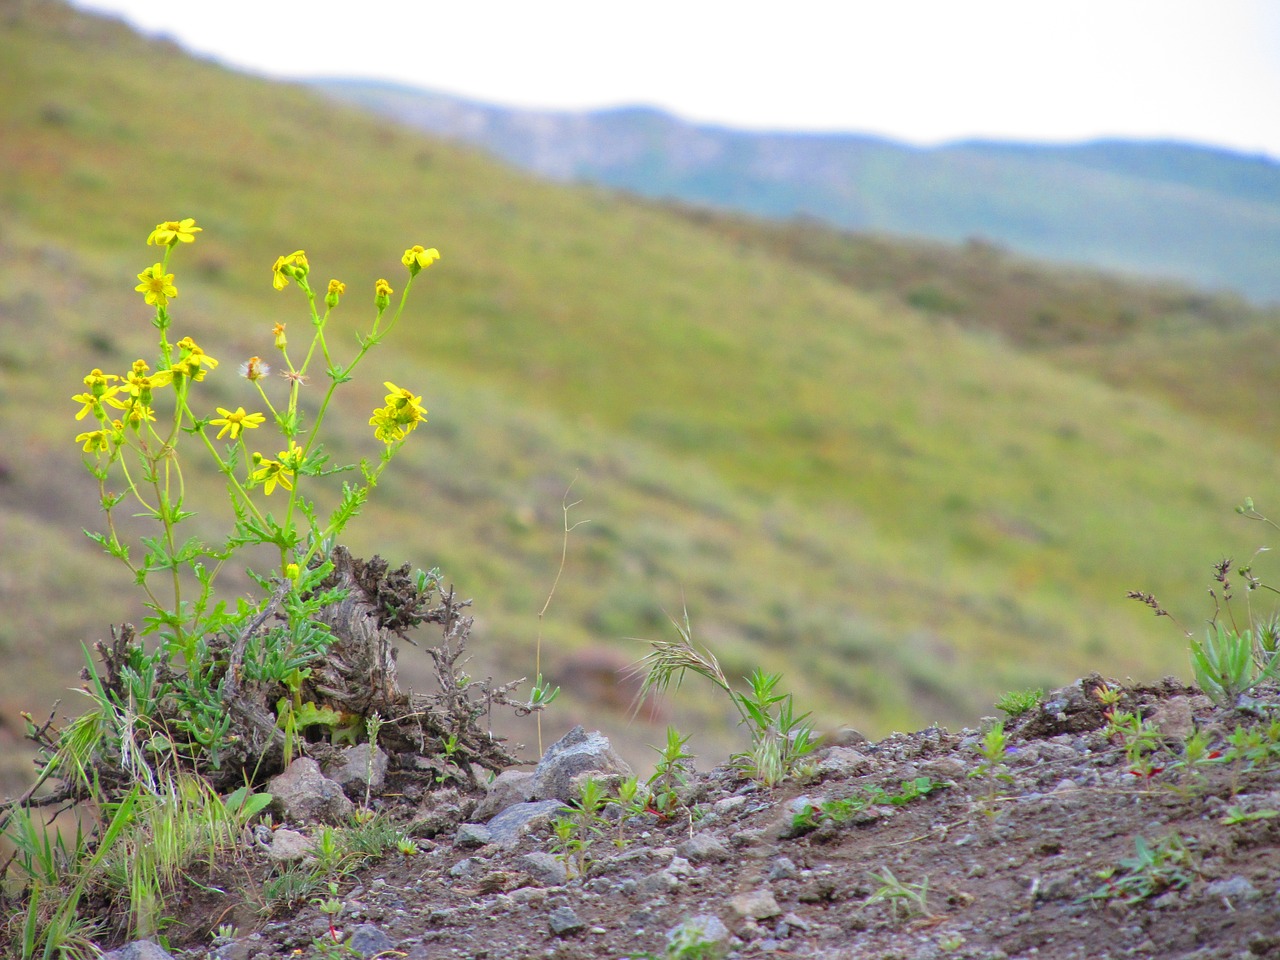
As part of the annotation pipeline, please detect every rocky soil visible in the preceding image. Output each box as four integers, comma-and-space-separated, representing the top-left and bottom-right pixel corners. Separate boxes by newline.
72, 676, 1280, 959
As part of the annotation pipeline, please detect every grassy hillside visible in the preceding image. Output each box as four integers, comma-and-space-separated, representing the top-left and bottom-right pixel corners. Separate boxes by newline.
3, 2, 1280, 787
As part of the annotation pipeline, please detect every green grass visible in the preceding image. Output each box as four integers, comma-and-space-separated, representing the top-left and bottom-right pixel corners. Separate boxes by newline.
2, 3, 1279, 781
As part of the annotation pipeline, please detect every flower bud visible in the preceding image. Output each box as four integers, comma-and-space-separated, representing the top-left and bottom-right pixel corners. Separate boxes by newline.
374, 278, 393, 311
326, 279, 345, 309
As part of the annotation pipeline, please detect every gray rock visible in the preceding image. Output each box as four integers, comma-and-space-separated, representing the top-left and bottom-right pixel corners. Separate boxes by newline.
713, 795, 749, 816
473, 769, 536, 820
919, 756, 967, 781
266, 827, 315, 862
324, 744, 389, 797
268, 758, 355, 825
680, 833, 731, 863
347, 923, 394, 957
667, 914, 730, 952
818, 747, 872, 777
455, 823, 492, 848
777, 912, 810, 937
449, 857, 481, 878
530, 725, 633, 802
519, 851, 569, 886
548, 905, 585, 936
1149, 698, 1195, 740
1205, 876, 1261, 901
730, 889, 782, 919
485, 799, 568, 846
769, 856, 799, 880
637, 870, 680, 894
100, 942, 176, 960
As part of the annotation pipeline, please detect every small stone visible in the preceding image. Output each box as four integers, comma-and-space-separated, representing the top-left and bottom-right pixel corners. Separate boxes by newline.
268, 758, 355, 825
666, 856, 694, 877
667, 914, 730, 951
484, 799, 567, 846
680, 834, 731, 863
1206, 876, 1261, 901
100, 943, 176, 960
919, 756, 967, 781
346, 924, 394, 957
769, 857, 799, 880
548, 905, 585, 936
519, 851, 568, 886
323, 744, 389, 797
455, 823, 492, 848
777, 911, 810, 937
730, 889, 782, 920
637, 871, 680, 895
266, 827, 314, 862
531, 726, 633, 802
714, 795, 748, 815
817, 747, 872, 777
449, 857, 481, 878
473, 769, 537, 820
1149, 698, 1195, 740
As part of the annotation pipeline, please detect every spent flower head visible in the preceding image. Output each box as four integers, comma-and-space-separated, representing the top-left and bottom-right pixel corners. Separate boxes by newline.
401, 245, 440, 277
147, 217, 202, 247
135, 263, 177, 306
240, 356, 270, 381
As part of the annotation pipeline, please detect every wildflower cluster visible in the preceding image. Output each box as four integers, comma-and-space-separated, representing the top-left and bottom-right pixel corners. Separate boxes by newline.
71, 215, 439, 676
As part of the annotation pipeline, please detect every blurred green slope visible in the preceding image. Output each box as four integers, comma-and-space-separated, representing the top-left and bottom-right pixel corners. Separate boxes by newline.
2, 4, 1278, 781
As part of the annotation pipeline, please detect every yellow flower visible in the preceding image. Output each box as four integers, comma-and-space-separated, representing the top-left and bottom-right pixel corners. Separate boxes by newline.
73, 369, 124, 420
75, 428, 111, 453
240, 356, 270, 381
120, 399, 156, 429
371, 382, 426, 443
374, 278, 393, 309
123, 360, 174, 405
71, 391, 101, 421
401, 245, 440, 276
382, 381, 426, 420
147, 218, 202, 246
369, 406, 404, 444
249, 453, 293, 496
174, 337, 219, 377
273, 322, 287, 350
83, 368, 120, 396
135, 264, 177, 306
210, 406, 266, 440
272, 250, 309, 290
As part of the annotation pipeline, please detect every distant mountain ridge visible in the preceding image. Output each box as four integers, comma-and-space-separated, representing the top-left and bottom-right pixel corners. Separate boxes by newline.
312, 79, 1280, 302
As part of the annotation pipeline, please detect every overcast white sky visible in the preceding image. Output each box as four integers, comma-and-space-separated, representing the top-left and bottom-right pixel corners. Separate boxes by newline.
73, 0, 1280, 160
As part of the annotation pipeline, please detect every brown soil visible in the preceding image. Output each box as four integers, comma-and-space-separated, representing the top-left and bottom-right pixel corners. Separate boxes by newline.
46, 676, 1280, 959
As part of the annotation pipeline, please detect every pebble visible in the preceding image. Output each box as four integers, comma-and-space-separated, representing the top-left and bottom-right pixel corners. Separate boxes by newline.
680, 833, 731, 863
346, 924, 393, 957
548, 905, 585, 936
730, 888, 782, 919
1205, 876, 1261, 901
